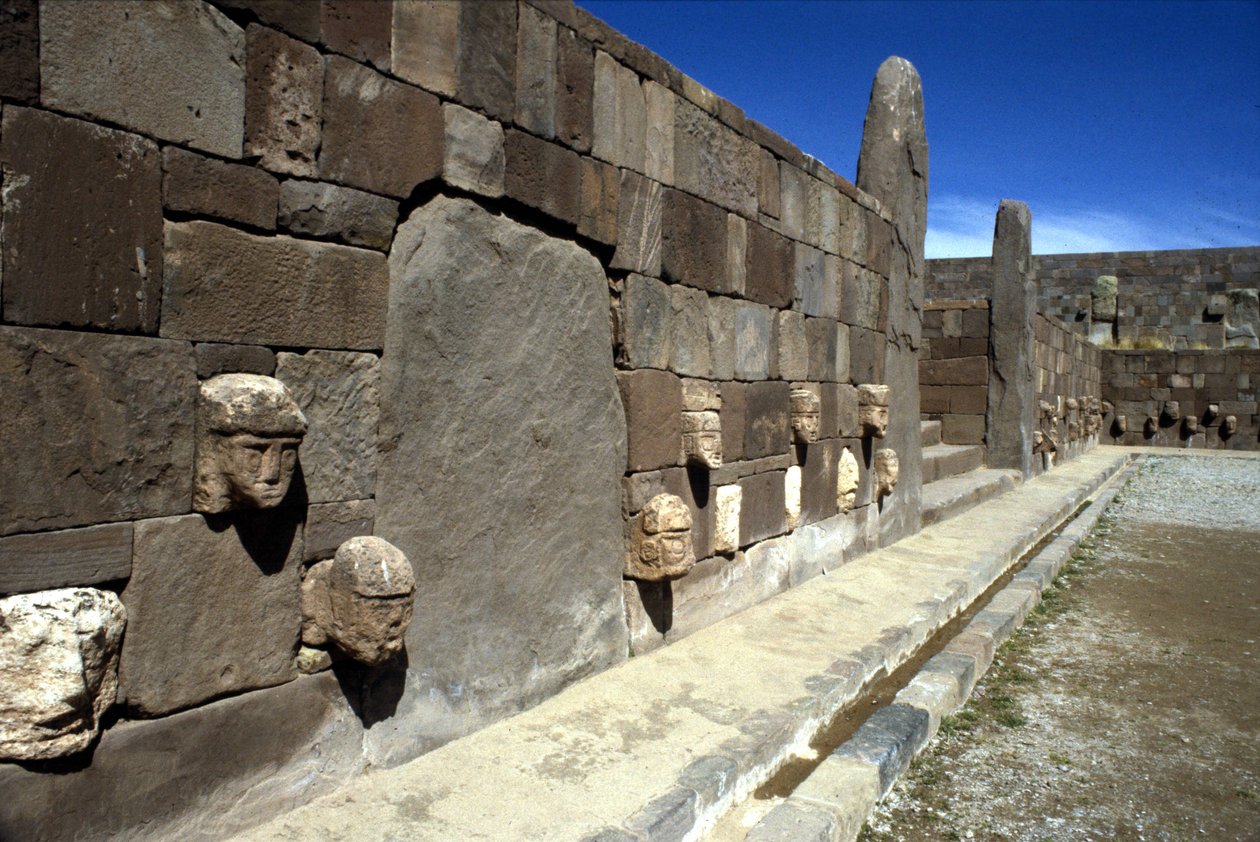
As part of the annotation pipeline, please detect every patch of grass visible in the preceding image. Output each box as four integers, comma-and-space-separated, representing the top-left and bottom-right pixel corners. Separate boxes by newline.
995, 709, 1028, 728
1047, 751, 1072, 765
1236, 788, 1256, 800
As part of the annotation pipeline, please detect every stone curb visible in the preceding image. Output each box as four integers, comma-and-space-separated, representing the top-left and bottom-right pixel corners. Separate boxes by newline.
748, 456, 1143, 841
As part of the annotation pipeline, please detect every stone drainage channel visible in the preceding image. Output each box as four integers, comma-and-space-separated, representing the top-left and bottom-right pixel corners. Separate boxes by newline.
706, 458, 1145, 841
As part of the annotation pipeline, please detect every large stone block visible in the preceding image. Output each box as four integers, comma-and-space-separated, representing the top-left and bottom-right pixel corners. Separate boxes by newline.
244, 23, 323, 177
41, 0, 245, 156
0, 0, 38, 102
504, 129, 582, 226
794, 244, 835, 318
321, 0, 391, 70
746, 221, 794, 309
611, 170, 663, 276
377, 196, 628, 753
986, 201, 1036, 478
578, 155, 620, 246
644, 81, 676, 185
621, 274, 673, 370
161, 220, 388, 350
671, 285, 712, 378
278, 180, 400, 250
392, 0, 458, 96
778, 310, 809, 381
673, 97, 759, 216
662, 188, 729, 293
592, 51, 646, 172
0, 328, 195, 536
800, 439, 841, 525
708, 295, 739, 382
304, 498, 375, 562
121, 510, 303, 716
744, 381, 791, 459
515, 2, 557, 137
738, 470, 787, 547
806, 317, 839, 382
456, 0, 517, 122
618, 368, 684, 472
0, 523, 132, 595
1, 107, 162, 333
735, 301, 773, 381
275, 350, 379, 504
556, 25, 594, 152
0, 588, 125, 761
320, 55, 443, 198
442, 103, 506, 199
163, 146, 279, 231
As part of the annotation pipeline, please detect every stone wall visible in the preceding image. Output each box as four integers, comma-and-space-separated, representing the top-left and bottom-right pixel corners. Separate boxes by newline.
927, 246, 1260, 349
0, 2, 925, 838
920, 301, 989, 446
1034, 314, 1104, 468
1101, 350, 1260, 450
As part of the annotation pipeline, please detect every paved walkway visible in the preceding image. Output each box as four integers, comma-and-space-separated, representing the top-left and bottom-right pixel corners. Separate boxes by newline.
237, 448, 1132, 842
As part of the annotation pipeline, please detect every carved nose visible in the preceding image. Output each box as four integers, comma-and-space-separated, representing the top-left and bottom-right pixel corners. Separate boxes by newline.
260, 444, 282, 483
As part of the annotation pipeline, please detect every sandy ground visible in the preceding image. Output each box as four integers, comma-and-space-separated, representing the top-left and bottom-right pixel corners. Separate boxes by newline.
861, 454, 1260, 842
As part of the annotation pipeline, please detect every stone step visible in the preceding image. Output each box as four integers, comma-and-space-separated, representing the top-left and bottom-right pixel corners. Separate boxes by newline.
922, 443, 985, 484
920, 419, 942, 449
921, 468, 1021, 527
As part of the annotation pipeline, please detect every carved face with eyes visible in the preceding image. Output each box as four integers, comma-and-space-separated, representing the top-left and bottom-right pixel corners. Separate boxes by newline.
221, 433, 303, 509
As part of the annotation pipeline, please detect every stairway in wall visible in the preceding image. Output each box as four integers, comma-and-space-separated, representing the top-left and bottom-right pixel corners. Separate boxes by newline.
920, 420, 1022, 526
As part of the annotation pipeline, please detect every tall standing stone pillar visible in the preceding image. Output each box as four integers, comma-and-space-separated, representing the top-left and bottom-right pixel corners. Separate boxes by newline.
857, 56, 928, 547
986, 200, 1036, 478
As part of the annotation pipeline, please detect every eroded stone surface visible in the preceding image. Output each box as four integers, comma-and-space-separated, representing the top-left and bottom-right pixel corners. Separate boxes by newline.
986, 200, 1036, 477
442, 103, 506, 198
0, 588, 125, 761
681, 410, 723, 469
837, 446, 860, 513
785, 465, 803, 529
713, 484, 742, 554
278, 181, 399, 250
245, 23, 322, 176
875, 448, 900, 499
626, 494, 695, 581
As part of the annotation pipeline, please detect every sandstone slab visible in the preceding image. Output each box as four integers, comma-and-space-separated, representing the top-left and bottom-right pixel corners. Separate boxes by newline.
673, 97, 758, 216
662, 189, 729, 293
457, 0, 517, 121
161, 220, 388, 350
708, 296, 739, 381
321, 0, 391, 70
0, 327, 195, 536
121, 510, 303, 716
504, 129, 582, 225
619, 368, 684, 472
593, 50, 646, 172
0, 523, 132, 595
670, 286, 712, 378
986, 200, 1036, 477
744, 381, 791, 459
578, 157, 620, 245
611, 170, 663, 275
443, 103, 506, 199
278, 180, 399, 250
1, 107, 162, 332
556, 26, 594, 152
621, 274, 673, 370
163, 146, 279, 231
245, 23, 322, 176
41, 0, 245, 157
746, 221, 794, 309
392, 0, 458, 96
0, 0, 37, 102
515, 3, 558, 137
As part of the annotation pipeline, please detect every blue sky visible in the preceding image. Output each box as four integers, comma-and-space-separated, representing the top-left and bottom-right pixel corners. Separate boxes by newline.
577, 0, 1260, 258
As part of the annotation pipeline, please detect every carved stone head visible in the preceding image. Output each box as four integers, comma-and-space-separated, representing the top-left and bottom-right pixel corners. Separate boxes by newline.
194, 374, 307, 514
1144, 415, 1159, 437
1114, 415, 1128, 435
1101, 400, 1114, 416
858, 384, 890, 439
836, 447, 860, 513
681, 410, 723, 469
1066, 397, 1079, 412
1038, 400, 1055, 420
1163, 400, 1181, 422
1223, 415, 1238, 436
1184, 416, 1199, 435
1205, 403, 1220, 422
626, 494, 695, 581
302, 537, 416, 666
1067, 419, 1080, 441
874, 448, 899, 499
790, 389, 822, 444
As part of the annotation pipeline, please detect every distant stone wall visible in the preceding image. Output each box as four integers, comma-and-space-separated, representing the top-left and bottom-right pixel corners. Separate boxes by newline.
1101, 350, 1260, 450
920, 300, 989, 445
0, 2, 925, 839
927, 247, 1260, 349
1034, 313, 1104, 467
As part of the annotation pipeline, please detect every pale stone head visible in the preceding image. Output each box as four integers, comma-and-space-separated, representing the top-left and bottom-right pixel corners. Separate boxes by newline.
874, 448, 899, 499
1032, 430, 1045, 451
790, 389, 822, 444
1206, 403, 1220, 422
836, 447, 860, 513
1223, 415, 1238, 436
1163, 400, 1181, 422
194, 374, 307, 514
626, 494, 695, 581
1114, 415, 1128, 435
1184, 416, 1199, 434
681, 410, 723, 469
1102, 400, 1114, 416
858, 384, 890, 439
1066, 397, 1079, 412
302, 536, 416, 666
1144, 415, 1159, 437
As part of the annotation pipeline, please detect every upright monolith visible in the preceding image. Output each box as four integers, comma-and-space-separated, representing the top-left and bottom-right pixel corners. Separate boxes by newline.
986, 200, 1036, 477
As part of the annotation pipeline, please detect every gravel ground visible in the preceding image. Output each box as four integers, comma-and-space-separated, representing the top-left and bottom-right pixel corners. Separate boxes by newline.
861, 454, 1260, 842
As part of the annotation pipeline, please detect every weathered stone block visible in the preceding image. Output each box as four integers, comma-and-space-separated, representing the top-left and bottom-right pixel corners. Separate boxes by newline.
618, 369, 684, 471
578, 157, 620, 245
778, 162, 808, 241
457, 0, 517, 121
164, 146, 279, 231
941, 414, 985, 444
725, 213, 749, 297
304, 499, 375, 562
611, 169, 663, 275
378, 196, 628, 744
161, 220, 388, 350
850, 326, 886, 384
735, 302, 773, 381
195, 342, 276, 379
834, 384, 861, 437
720, 381, 748, 461
515, 3, 557, 137
0, 524, 132, 595
1, 107, 162, 333
556, 25, 594, 152
1091, 275, 1118, 322
746, 221, 794, 309
806, 317, 839, 382
0, 588, 125, 761
275, 350, 379, 503
673, 97, 759, 216
778, 310, 809, 381
738, 470, 787, 546
321, 0, 391, 70
713, 484, 742, 554
0, 327, 195, 536
41, 0, 245, 157
744, 381, 791, 459
244, 23, 322, 177
795, 244, 835, 318
758, 149, 781, 219
621, 274, 672, 370
278, 180, 399, 250
392, 0, 458, 96
592, 51, 646, 172
707, 295, 739, 382
121, 510, 303, 716
920, 355, 988, 386
320, 55, 443, 198
645, 80, 676, 185
662, 189, 729, 293
504, 129, 582, 225
0, 0, 38, 102
440, 103, 506, 199
671, 286, 712, 378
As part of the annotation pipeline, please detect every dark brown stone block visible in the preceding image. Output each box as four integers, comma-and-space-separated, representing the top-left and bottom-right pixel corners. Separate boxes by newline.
920, 384, 950, 415
1, 107, 162, 333
950, 385, 988, 415
217, 0, 322, 41
800, 439, 840, 526
245, 23, 323, 177
504, 129, 582, 226
0, 327, 195, 536
941, 413, 985, 445
321, 0, 392, 70
0, 523, 133, 595
319, 55, 442, 198
849, 325, 885, 383
864, 211, 892, 277
920, 355, 988, 386
745, 221, 794, 308
958, 336, 988, 356
662, 188, 728, 293
194, 342, 277, 378
806, 317, 839, 382
556, 25, 594, 153
163, 146, 279, 231
961, 307, 989, 338
840, 260, 883, 331
618, 368, 683, 471
721, 380, 748, 462
744, 380, 791, 460
659, 466, 713, 561
738, 469, 787, 547
305, 499, 375, 562
578, 156, 620, 245
0, 0, 38, 102
457, 0, 517, 121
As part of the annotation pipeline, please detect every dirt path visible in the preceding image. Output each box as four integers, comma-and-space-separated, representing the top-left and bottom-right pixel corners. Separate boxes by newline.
862, 454, 1260, 842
